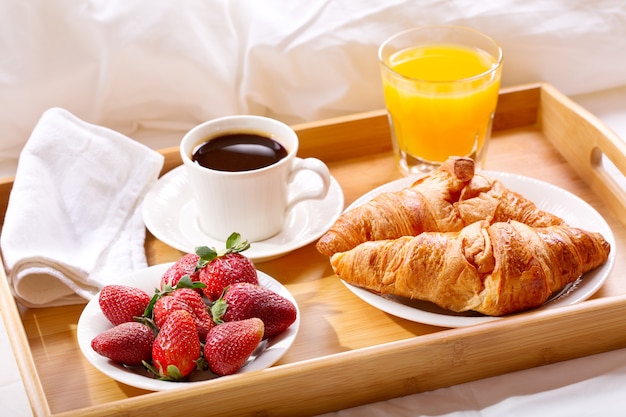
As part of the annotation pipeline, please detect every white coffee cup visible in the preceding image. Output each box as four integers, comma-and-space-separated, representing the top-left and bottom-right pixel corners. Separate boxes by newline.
180, 115, 331, 242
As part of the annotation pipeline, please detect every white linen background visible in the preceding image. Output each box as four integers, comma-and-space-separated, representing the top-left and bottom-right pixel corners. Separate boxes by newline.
2, 1, 626, 416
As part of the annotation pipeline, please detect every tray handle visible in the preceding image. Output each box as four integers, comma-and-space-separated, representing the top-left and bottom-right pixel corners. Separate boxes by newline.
539, 83, 626, 226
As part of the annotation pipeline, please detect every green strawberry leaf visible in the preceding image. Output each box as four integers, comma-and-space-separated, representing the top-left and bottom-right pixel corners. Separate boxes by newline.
196, 245, 218, 264
143, 290, 162, 319
142, 360, 159, 377
164, 364, 184, 381
134, 315, 159, 334
175, 274, 206, 290
195, 356, 209, 372
142, 361, 186, 381
226, 232, 251, 253
209, 285, 232, 323
210, 298, 228, 324
195, 233, 251, 263
142, 274, 207, 319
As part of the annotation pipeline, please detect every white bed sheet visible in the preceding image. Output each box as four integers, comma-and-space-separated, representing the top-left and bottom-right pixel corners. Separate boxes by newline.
2, 1, 626, 416
2, 0, 626, 177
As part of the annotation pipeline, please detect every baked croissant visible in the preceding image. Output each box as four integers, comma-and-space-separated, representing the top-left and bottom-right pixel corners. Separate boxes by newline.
331, 220, 610, 316
456, 172, 565, 228
316, 157, 475, 257
316, 157, 565, 257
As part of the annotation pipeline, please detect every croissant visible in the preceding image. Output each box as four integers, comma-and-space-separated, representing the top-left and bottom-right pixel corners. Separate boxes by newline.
456, 173, 565, 228
316, 157, 565, 257
331, 220, 610, 316
316, 156, 475, 257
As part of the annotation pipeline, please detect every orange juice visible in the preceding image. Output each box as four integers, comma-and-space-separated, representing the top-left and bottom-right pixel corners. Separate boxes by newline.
380, 41, 502, 173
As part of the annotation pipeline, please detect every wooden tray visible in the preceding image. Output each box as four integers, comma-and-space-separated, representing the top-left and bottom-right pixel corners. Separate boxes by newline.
2, 82, 626, 417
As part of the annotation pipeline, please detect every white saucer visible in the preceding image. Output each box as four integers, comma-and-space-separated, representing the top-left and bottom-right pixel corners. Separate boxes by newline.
142, 162, 344, 262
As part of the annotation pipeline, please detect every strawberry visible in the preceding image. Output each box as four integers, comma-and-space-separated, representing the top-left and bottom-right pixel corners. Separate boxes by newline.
153, 295, 194, 328
212, 282, 297, 340
149, 309, 201, 381
98, 285, 151, 326
153, 289, 214, 340
91, 322, 155, 366
170, 288, 214, 337
204, 318, 264, 376
197, 233, 258, 301
170, 288, 210, 321
160, 253, 203, 290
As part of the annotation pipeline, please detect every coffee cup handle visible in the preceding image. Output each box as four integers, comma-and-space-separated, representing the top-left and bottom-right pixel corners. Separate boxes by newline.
285, 158, 331, 212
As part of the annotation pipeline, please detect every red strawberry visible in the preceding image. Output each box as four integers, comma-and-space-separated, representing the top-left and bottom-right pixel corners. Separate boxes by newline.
153, 295, 194, 328
197, 233, 258, 301
212, 282, 297, 340
150, 309, 201, 380
153, 289, 214, 340
204, 318, 264, 376
99, 285, 151, 326
91, 322, 155, 366
160, 253, 202, 290
170, 288, 210, 320
170, 288, 214, 337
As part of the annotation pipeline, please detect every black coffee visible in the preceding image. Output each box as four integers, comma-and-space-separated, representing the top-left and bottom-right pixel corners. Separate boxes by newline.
192, 133, 288, 172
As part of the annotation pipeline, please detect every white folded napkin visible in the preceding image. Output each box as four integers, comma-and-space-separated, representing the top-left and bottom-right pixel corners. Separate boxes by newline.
0, 108, 164, 308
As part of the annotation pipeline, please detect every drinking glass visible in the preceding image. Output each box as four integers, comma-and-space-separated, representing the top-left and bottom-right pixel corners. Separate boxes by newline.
379, 25, 503, 175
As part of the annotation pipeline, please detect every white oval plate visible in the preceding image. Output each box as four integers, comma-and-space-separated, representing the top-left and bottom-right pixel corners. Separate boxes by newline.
340, 171, 616, 328
77, 263, 300, 391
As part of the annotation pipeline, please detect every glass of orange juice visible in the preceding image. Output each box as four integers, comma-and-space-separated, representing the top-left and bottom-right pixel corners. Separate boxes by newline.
378, 26, 503, 175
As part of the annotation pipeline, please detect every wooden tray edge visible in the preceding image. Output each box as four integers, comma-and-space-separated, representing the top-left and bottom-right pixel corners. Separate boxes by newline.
59, 293, 626, 417
539, 83, 626, 227
0, 262, 50, 416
